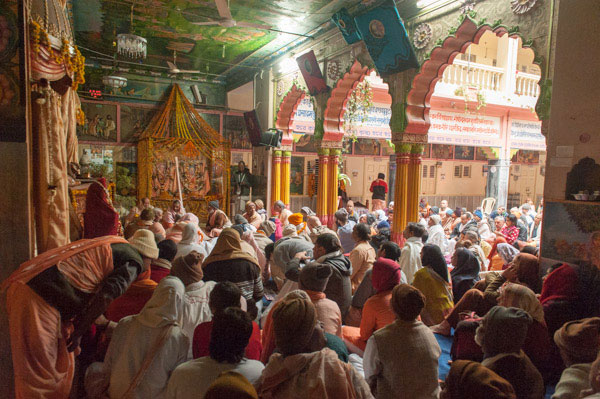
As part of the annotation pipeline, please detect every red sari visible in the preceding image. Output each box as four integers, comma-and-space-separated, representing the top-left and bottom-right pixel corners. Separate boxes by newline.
83, 179, 121, 238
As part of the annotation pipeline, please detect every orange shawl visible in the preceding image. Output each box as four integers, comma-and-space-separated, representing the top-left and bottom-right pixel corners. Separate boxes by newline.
2, 236, 127, 292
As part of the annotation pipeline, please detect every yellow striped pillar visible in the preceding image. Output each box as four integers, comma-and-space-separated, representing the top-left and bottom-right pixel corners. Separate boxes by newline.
271, 150, 282, 204
327, 148, 342, 228
281, 151, 292, 208
391, 144, 411, 244
316, 148, 330, 225
407, 145, 424, 223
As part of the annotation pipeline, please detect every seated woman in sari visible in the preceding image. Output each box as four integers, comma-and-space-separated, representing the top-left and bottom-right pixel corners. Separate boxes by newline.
413, 244, 454, 326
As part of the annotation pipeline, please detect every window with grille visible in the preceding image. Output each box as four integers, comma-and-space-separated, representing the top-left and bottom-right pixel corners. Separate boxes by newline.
429, 165, 435, 178
454, 165, 462, 177
422, 165, 428, 178
463, 165, 471, 177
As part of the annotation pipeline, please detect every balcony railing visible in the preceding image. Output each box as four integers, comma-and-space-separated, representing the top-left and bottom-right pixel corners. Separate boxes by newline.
515, 72, 541, 97
441, 59, 505, 92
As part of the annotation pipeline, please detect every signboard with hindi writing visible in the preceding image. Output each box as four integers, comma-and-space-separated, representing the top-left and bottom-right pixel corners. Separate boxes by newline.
428, 110, 502, 147
509, 119, 546, 150
291, 97, 392, 139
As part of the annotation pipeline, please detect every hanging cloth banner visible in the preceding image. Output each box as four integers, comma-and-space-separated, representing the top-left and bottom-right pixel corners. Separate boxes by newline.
296, 50, 329, 96
331, 7, 362, 44
354, 0, 419, 76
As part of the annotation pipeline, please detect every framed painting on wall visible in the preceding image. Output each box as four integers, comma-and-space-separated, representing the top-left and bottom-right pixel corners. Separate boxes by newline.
78, 101, 118, 142
294, 134, 318, 153
541, 200, 600, 268
223, 115, 252, 150
455, 146, 475, 160
290, 156, 305, 195
431, 144, 454, 160
120, 105, 156, 143
354, 139, 381, 156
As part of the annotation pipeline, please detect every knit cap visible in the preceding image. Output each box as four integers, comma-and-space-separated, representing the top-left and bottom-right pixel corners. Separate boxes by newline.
299, 263, 332, 292
208, 200, 220, 210
129, 229, 159, 259
171, 251, 204, 286
273, 297, 317, 356
480, 306, 532, 356
554, 317, 600, 363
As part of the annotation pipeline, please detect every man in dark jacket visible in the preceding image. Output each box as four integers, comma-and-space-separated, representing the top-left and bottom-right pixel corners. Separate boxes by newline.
286, 233, 353, 320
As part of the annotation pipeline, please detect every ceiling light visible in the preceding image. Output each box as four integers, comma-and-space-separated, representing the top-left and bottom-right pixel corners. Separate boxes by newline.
117, 34, 147, 59
102, 74, 128, 89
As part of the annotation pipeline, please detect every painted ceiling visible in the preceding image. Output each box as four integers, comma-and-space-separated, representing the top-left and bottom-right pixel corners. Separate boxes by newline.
73, 0, 365, 86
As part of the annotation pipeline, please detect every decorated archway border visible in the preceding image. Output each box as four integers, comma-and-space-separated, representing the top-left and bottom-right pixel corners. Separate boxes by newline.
275, 83, 306, 148
323, 60, 371, 143
405, 16, 541, 135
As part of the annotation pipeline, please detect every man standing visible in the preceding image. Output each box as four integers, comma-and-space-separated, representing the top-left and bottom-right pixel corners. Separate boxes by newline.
439, 200, 449, 214
370, 173, 388, 211
400, 223, 425, 284
3, 230, 158, 398
232, 161, 253, 215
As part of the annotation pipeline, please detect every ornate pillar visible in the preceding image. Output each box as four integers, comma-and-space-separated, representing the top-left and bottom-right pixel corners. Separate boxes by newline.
327, 148, 341, 228
391, 144, 411, 243
271, 150, 282, 204
281, 150, 292, 208
407, 145, 424, 224
316, 148, 330, 226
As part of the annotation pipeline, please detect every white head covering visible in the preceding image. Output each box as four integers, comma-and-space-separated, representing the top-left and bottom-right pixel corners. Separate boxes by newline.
177, 223, 209, 259
180, 222, 199, 245
497, 243, 520, 265
135, 276, 185, 328
375, 209, 388, 222
180, 212, 199, 225
430, 214, 442, 225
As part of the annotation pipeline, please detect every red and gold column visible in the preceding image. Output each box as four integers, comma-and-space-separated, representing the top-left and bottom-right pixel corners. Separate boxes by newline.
407, 145, 424, 224
281, 151, 292, 208
316, 148, 330, 226
391, 144, 411, 244
327, 148, 341, 229
271, 150, 282, 204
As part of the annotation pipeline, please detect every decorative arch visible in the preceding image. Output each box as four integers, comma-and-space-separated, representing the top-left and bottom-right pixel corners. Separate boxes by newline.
323, 60, 370, 142
275, 83, 306, 147
405, 17, 540, 135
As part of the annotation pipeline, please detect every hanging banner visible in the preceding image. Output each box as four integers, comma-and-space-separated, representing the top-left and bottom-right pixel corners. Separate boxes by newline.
428, 110, 502, 147
509, 119, 546, 150
354, 0, 419, 76
296, 50, 329, 96
291, 97, 392, 139
331, 7, 362, 44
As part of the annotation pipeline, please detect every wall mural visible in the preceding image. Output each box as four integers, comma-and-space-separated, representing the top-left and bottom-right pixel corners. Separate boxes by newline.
77, 102, 118, 142
120, 105, 157, 143
223, 114, 252, 150
541, 201, 600, 268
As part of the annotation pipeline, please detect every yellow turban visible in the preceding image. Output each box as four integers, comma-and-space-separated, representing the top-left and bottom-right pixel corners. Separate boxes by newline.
288, 213, 304, 226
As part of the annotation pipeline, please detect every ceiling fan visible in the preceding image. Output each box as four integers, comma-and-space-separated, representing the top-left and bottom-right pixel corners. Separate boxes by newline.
191, 0, 272, 30
166, 50, 201, 74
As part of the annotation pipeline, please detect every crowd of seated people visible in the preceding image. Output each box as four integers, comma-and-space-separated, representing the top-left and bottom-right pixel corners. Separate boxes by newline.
7, 191, 600, 399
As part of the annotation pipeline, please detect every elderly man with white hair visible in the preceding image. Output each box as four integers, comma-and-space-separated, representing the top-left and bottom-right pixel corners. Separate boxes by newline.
426, 215, 448, 254
273, 200, 292, 226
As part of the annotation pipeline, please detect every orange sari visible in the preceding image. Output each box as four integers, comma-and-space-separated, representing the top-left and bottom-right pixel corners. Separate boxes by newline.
3, 236, 127, 398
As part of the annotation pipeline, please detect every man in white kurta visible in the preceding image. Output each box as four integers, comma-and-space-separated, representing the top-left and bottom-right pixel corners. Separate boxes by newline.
399, 223, 425, 284
426, 215, 448, 255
